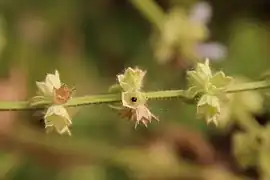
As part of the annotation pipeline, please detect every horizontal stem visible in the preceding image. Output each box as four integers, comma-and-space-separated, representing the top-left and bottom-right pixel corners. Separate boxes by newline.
225, 80, 270, 93
0, 80, 269, 111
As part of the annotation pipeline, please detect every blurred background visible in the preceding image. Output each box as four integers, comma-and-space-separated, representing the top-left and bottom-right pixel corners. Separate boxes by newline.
0, 0, 270, 179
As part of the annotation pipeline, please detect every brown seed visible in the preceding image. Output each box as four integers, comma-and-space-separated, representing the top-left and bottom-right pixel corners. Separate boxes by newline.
53, 84, 73, 104
131, 97, 137, 102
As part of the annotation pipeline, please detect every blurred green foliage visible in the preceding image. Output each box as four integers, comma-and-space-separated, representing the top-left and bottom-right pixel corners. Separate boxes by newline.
0, 0, 270, 179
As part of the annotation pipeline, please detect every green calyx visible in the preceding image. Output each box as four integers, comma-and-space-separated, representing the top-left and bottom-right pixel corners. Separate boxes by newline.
186, 59, 233, 125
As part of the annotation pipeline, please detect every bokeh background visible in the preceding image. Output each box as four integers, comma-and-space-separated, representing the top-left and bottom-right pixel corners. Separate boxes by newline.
0, 0, 270, 179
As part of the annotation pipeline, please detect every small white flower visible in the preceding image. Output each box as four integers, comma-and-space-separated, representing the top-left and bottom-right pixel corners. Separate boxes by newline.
44, 105, 72, 135
36, 70, 61, 97
189, 2, 212, 25
195, 42, 227, 61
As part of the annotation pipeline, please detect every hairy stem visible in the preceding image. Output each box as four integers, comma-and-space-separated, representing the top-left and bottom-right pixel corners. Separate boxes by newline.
227, 81, 269, 135
130, 0, 166, 29
0, 81, 269, 111
226, 80, 270, 93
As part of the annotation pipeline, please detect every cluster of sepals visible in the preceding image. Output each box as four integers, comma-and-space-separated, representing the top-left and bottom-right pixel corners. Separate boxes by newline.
29, 59, 234, 135
108, 67, 159, 128
30, 70, 75, 136
185, 59, 233, 125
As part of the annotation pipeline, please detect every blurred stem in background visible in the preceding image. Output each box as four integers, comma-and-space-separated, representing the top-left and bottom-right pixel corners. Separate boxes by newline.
1, 123, 247, 180
130, 0, 165, 30
0, 80, 270, 110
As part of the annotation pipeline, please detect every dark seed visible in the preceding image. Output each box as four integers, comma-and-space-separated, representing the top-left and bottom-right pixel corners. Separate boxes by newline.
131, 97, 137, 102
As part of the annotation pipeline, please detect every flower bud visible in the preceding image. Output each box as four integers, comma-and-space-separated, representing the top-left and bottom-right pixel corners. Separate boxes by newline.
44, 105, 72, 135
117, 67, 146, 92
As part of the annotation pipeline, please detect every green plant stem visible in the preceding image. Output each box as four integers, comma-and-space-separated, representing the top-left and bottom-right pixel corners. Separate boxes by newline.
130, 0, 166, 29
227, 81, 270, 134
226, 80, 270, 93
0, 80, 270, 111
